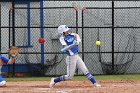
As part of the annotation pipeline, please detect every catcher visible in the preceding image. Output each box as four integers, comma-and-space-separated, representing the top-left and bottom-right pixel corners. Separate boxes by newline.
0, 46, 19, 86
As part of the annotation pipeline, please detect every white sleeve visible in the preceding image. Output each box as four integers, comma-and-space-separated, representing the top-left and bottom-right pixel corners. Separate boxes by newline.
59, 36, 67, 45
76, 34, 81, 43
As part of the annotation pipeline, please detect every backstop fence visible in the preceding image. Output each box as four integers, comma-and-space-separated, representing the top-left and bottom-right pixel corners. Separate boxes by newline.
0, 0, 140, 76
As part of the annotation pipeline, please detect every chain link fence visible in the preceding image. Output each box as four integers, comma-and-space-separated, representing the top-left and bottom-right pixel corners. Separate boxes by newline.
0, 0, 140, 76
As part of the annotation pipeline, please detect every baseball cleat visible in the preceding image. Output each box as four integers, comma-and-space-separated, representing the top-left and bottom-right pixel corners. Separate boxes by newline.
0, 81, 6, 87
49, 78, 55, 88
94, 83, 101, 87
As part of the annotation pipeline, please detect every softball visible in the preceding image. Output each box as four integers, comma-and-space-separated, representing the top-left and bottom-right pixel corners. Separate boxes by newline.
96, 41, 101, 46
38, 38, 45, 44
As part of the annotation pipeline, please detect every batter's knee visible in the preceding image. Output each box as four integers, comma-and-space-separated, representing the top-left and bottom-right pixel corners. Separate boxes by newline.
65, 75, 74, 80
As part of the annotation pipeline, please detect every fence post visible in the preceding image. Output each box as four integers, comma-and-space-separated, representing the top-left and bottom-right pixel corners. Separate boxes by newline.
112, 0, 115, 74
40, 0, 44, 66
27, 0, 31, 47
12, 0, 15, 77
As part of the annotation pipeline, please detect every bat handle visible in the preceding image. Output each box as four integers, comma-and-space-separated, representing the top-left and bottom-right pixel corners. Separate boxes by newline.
60, 49, 65, 52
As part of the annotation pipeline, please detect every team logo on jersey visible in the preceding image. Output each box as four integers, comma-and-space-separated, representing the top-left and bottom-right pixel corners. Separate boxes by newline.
67, 38, 74, 42
65, 36, 74, 43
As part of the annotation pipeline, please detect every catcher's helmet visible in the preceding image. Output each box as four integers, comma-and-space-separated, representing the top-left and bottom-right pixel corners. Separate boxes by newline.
57, 25, 70, 34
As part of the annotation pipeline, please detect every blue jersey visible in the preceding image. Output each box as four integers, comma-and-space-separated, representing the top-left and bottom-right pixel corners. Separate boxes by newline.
60, 33, 78, 56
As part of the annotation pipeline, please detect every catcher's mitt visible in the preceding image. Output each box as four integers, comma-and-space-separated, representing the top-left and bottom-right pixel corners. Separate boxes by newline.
9, 46, 19, 58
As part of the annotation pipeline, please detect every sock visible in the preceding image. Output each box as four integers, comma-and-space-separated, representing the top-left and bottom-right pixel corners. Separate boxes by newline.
54, 77, 60, 83
0, 75, 4, 82
54, 75, 65, 83
85, 72, 96, 84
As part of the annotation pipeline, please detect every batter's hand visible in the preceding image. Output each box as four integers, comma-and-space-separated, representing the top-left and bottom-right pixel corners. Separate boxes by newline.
73, 40, 80, 45
74, 34, 81, 45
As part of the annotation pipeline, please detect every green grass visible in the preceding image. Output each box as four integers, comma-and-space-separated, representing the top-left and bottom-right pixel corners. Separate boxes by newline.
94, 74, 140, 80
5, 77, 51, 82
4, 74, 140, 82
74, 74, 140, 81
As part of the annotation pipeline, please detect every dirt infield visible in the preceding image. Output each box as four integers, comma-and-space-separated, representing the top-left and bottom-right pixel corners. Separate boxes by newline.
0, 80, 140, 93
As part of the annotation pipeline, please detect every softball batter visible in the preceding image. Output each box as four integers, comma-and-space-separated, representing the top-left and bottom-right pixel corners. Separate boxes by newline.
49, 25, 101, 88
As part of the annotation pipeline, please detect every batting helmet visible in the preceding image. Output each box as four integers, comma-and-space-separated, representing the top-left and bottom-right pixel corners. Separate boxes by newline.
57, 25, 70, 34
